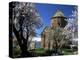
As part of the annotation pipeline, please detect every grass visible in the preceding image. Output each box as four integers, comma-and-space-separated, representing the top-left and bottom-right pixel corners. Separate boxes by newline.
29, 48, 78, 56
61, 48, 78, 55
29, 48, 45, 53
28, 48, 45, 56
13, 48, 78, 57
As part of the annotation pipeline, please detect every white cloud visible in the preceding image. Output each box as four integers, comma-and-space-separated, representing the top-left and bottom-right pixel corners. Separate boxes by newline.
32, 37, 41, 41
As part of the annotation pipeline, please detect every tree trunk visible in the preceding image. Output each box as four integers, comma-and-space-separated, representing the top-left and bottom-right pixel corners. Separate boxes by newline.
13, 24, 31, 57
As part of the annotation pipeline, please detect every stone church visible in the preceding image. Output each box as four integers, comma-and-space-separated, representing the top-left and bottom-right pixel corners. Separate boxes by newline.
41, 10, 68, 49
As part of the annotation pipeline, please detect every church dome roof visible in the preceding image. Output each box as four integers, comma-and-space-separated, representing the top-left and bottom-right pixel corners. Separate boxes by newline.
51, 10, 66, 18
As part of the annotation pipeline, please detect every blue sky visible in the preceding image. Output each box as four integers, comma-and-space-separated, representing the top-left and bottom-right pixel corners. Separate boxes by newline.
34, 3, 77, 37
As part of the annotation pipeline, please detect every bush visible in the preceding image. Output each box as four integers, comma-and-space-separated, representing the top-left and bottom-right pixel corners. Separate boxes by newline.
63, 45, 71, 49
44, 49, 53, 56
73, 46, 78, 51
13, 47, 21, 57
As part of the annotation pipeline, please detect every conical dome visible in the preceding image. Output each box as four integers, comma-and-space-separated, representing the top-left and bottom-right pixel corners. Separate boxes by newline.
51, 10, 66, 18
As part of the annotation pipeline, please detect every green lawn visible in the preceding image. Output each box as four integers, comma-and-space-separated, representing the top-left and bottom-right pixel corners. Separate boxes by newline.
13, 48, 78, 57
61, 48, 78, 55
29, 48, 78, 56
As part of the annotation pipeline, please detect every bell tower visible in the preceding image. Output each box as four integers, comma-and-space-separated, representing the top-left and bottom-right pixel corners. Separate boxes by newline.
51, 10, 67, 28
41, 10, 68, 49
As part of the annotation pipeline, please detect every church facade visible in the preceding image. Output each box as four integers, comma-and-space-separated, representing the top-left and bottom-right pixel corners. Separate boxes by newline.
41, 10, 68, 49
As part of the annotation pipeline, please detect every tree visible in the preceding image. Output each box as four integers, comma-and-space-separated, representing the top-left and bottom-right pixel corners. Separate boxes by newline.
65, 6, 78, 45
9, 2, 43, 57
50, 27, 70, 54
